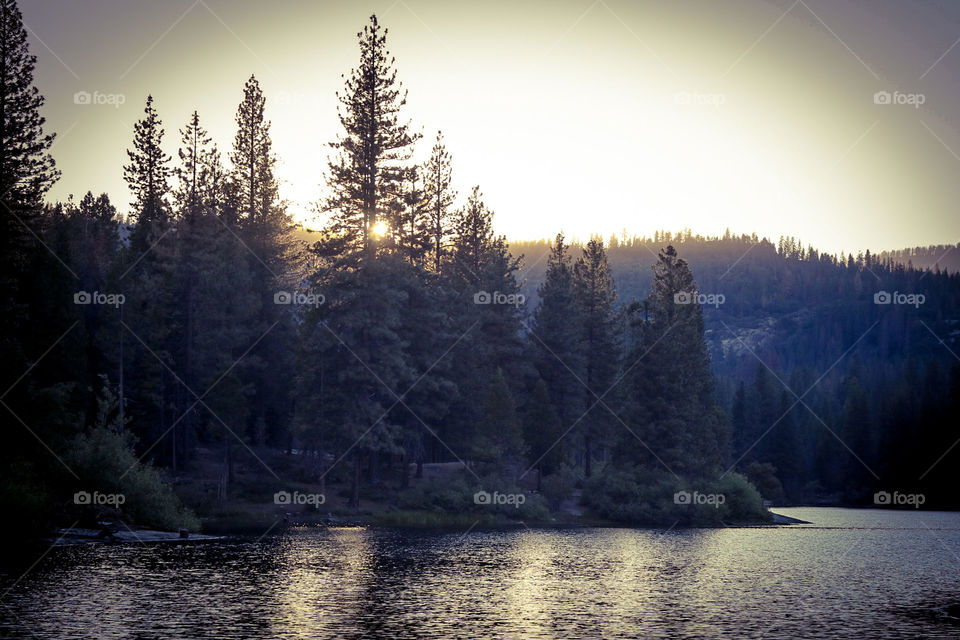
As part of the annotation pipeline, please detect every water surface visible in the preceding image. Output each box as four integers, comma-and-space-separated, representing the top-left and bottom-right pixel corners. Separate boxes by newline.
1, 508, 958, 639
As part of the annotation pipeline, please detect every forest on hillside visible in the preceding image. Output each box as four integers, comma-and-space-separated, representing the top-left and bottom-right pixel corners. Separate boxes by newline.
511, 233, 960, 505
2, 4, 958, 540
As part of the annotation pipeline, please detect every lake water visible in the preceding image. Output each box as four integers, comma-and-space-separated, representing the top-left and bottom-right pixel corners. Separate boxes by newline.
1, 508, 959, 639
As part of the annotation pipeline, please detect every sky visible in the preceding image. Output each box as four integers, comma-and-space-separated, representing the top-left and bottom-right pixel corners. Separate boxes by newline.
20, 0, 960, 255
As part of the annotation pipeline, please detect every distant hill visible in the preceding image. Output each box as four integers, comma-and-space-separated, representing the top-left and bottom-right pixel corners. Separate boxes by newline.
511, 232, 959, 383
874, 244, 960, 274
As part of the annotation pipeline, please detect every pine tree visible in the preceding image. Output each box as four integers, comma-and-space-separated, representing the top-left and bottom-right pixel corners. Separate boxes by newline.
175, 111, 212, 219
297, 254, 413, 507
444, 187, 526, 466
65, 192, 121, 427
123, 95, 171, 248
0, 0, 59, 271
531, 233, 584, 435
449, 186, 494, 283
198, 142, 228, 219
226, 75, 298, 449
572, 237, 617, 476
301, 15, 423, 507
619, 245, 726, 476
323, 14, 420, 257
393, 165, 430, 264
229, 75, 276, 224
423, 131, 456, 273
0, 2, 67, 522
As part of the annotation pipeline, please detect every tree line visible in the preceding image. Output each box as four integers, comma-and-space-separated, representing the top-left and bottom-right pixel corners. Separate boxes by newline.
2, 3, 956, 536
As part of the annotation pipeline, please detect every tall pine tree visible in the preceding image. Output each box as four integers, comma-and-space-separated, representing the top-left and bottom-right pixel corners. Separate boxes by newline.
423, 131, 455, 273
175, 111, 212, 220
323, 14, 419, 257
229, 76, 277, 224
619, 246, 727, 476
0, 0, 58, 272
531, 233, 585, 442
572, 237, 618, 476
123, 95, 171, 250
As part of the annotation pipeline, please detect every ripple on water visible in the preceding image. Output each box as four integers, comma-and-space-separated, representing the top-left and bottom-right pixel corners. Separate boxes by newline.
0, 509, 958, 639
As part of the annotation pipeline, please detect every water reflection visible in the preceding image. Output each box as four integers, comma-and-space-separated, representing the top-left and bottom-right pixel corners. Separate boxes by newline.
1, 510, 959, 639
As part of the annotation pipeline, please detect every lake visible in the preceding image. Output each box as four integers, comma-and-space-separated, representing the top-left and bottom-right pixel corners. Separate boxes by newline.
1, 508, 958, 639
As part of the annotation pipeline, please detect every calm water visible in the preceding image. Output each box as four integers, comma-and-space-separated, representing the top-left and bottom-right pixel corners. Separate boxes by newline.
1, 508, 959, 639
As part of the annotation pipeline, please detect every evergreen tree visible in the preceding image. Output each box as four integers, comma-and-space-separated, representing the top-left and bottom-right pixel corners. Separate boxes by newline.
423, 131, 456, 273
229, 75, 276, 224
449, 186, 494, 283
531, 233, 584, 438
748, 366, 779, 463
226, 75, 298, 450
297, 254, 413, 507
619, 245, 726, 476
323, 14, 420, 257
175, 111, 212, 219
444, 187, 526, 461
572, 237, 617, 476
199, 141, 228, 219
68, 192, 121, 427
392, 165, 430, 264
123, 95, 171, 250
0, 0, 59, 272
0, 0, 68, 542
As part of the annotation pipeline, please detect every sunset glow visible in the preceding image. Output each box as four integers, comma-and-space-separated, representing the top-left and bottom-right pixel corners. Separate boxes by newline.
22, 0, 960, 254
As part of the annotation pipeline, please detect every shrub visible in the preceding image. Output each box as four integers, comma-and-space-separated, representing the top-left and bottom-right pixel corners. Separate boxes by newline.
583, 466, 770, 526
65, 426, 200, 531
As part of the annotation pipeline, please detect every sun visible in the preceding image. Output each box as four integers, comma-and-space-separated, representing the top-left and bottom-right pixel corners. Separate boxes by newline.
371, 220, 388, 238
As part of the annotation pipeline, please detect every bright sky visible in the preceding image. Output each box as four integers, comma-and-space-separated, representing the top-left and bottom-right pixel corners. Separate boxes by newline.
21, 0, 960, 254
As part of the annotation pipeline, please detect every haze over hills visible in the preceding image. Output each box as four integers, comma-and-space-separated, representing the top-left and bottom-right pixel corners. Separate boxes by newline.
298, 226, 960, 276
